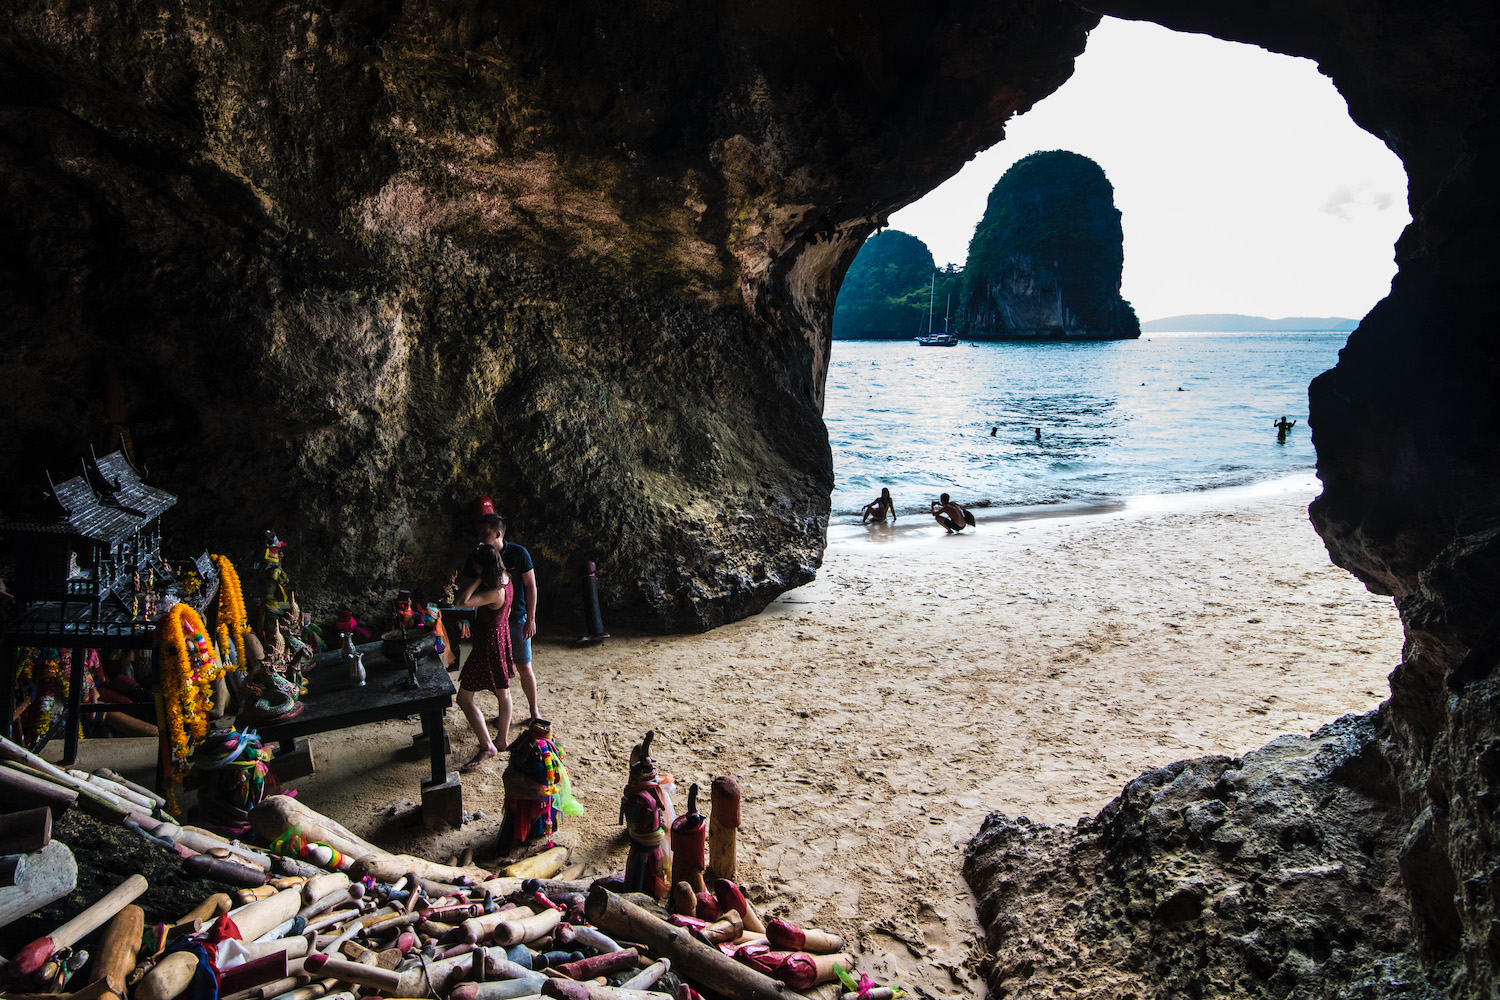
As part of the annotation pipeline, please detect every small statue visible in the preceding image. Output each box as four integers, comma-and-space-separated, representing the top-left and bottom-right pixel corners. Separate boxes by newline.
284, 629, 314, 695
332, 607, 370, 642
441, 571, 458, 606
621, 751, 672, 902
425, 603, 450, 659
237, 661, 303, 723
263, 624, 287, 667
392, 590, 423, 687
236, 624, 303, 724
393, 590, 419, 628
341, 630, 357, 662
499, 719, 579, 851
248, 530, 295, 634
299, 611, 325, 654
403, 644, 421, 687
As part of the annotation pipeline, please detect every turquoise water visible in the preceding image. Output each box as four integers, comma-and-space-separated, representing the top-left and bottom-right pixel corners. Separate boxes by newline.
824, 331, 1347, 521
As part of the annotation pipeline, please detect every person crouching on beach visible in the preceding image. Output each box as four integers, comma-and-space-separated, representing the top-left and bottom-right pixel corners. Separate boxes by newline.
931, 493, 967, 533
455, 543, 515, 772
861, 487, 897, 524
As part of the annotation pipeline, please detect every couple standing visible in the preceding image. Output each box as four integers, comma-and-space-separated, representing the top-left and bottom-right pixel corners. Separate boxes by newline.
454, 511, 540, 772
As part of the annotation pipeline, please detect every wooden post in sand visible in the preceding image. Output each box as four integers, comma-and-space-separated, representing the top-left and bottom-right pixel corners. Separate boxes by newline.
706, 776, 740, 884
0, 806, 52, 855
10, 873, 148, 975
88, 903, 145, 996
669, 784, 708, 893
0, 766, 78, 815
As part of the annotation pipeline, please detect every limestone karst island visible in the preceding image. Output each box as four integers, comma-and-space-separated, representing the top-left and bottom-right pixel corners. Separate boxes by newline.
1, 3, 1499, 1000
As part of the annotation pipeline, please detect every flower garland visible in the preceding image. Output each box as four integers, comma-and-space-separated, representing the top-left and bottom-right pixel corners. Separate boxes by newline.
211, 554, 248, 671
158, 603, 228, 815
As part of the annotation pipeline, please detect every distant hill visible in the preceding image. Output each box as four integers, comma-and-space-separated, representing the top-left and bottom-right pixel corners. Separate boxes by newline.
832, 230, 960, 339
1141, 314, 1358, 332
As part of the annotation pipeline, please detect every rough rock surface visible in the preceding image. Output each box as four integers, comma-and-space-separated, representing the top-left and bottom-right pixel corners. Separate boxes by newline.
962, 150, 1139, 340
0, 0, 1093, 631
965, 712, 1456, 998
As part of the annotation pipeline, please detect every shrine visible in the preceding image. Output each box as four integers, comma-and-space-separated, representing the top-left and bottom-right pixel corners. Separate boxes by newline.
0, 449, 216, 760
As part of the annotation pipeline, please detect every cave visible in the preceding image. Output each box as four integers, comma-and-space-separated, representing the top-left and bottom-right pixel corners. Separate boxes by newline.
1, 0, 1497, 994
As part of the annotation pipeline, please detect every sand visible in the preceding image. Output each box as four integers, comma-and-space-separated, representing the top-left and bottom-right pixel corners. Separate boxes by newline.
271, 474, 1403, 998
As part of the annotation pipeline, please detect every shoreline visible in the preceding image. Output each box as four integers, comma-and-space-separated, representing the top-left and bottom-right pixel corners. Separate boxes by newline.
827, 470, 1321, 548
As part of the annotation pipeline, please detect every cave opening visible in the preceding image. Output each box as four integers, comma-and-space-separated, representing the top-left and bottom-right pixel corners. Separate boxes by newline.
811, 11, 1500, 994
1, 1, 1492, 989
825, 16, 1407, 531
815, 13, 1414, 932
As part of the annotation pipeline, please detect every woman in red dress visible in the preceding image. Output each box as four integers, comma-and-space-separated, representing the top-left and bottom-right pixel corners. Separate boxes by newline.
456, 544, 514, 771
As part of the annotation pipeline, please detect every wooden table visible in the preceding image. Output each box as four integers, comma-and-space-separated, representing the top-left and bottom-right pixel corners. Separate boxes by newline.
254, 638, 462, 824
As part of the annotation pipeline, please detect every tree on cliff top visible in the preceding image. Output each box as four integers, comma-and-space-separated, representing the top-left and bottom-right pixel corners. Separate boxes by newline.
964, 150, 1138, 335
833, 230, 937, 338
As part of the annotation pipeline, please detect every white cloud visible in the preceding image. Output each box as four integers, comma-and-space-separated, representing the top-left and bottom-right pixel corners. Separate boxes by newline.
1322, 187, 1357, 219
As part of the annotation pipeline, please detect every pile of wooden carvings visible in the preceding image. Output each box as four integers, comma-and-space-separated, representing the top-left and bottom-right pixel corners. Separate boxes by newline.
0, 733, 182, 938
0, 792, 897, 1000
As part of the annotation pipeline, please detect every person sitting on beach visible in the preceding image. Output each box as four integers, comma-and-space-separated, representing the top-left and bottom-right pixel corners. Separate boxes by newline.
931, 493, 967, 533
861, 488, 897, 524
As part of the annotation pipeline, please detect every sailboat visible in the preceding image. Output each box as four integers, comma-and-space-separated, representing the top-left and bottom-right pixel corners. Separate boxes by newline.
916, 274, 959, 346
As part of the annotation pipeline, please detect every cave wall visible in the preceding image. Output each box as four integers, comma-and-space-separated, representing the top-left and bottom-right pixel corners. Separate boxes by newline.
0, 0, 1092, 631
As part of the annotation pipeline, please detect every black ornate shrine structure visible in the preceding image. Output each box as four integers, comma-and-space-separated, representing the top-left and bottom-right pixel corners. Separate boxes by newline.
0, 449, 216, 762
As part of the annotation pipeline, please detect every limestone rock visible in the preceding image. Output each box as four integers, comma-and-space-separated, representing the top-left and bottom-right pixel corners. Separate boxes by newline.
962, 151, 1139, 341
3, 0, 1500, 993
964, 713, 1455, 998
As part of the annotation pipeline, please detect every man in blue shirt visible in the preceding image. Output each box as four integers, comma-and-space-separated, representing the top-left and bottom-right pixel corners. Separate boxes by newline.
461, 513, 540, 725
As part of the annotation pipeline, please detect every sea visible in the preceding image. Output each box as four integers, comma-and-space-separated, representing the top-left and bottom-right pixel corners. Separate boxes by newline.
824, 331, 1350, 524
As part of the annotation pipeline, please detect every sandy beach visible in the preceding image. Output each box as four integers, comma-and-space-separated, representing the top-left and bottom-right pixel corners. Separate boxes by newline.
268, 475, 1403, 997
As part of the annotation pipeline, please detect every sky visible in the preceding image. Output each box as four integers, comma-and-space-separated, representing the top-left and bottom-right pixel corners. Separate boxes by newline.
887, 17, 1410, 323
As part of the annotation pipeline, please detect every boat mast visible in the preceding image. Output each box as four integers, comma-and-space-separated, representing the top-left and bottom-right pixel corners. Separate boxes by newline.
927, 272, 936, 334
944, 294, 951, 333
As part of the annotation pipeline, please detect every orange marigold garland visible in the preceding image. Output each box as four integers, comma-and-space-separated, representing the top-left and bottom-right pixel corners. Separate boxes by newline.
158, 603, 228, 815
211, 554, 248, 670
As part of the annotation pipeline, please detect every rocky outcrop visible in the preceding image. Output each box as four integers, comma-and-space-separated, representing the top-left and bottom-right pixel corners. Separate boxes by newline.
0, 0, 1093, 631
962, 150, 1139, 340
964, 713, 1451, 998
